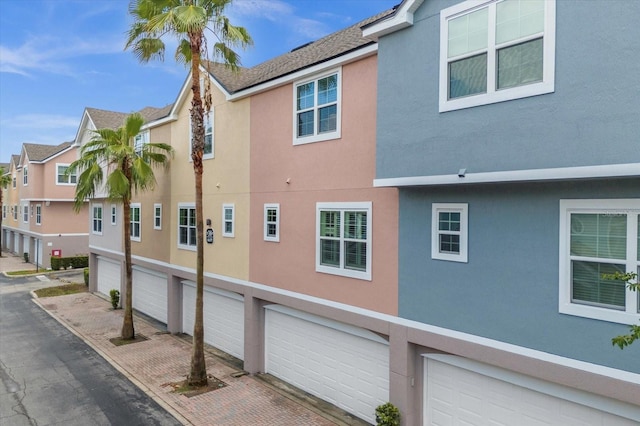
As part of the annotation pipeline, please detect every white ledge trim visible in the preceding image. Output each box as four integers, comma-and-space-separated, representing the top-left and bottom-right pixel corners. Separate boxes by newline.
374, 163, 640, 187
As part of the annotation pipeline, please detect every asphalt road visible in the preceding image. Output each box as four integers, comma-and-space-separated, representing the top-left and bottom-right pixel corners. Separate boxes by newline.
0, 274, 181, 426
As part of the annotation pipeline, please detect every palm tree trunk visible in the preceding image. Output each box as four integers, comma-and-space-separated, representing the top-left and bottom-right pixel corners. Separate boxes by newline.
121, 196, 135, 339
188, 30, 208, 387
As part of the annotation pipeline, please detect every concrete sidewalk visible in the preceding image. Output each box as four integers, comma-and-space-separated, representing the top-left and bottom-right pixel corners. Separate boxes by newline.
1, 251, 363, 425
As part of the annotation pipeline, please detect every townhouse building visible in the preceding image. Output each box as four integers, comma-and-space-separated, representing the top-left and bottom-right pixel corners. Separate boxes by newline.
1, 143, 89, 269
364, 0, 640, 424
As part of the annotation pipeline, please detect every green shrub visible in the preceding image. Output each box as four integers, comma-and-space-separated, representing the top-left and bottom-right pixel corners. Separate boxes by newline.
51, 255, 89, 271
83, 268, 89, 286
375, 402, 400, 426
109, 289, 120, 309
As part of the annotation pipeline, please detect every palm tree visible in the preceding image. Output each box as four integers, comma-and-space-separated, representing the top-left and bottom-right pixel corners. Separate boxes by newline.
125, 0, 252, 386
0, 166, 12, 254
68, 113, 173, 340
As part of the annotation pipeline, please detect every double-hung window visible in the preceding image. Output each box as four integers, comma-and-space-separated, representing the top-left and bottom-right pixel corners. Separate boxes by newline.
294, 69, 341, 145
439, 0, 555, 112
92, 204, 103, 235
111, 204, 117, 225
154, 203, 162, 230
222, 204, 234, 238
134, 131, 149, 156
316, 202, 371, 280
22, 204, 28, 223
264, 204, 280, 242
12, 176, 16, 188
130, 203, 141, 241
559, 199, 640, 325
35, 205, 41, 225
13, 204, 17, 220
23, 167, 28, 186
432, 203, 468, 263
178, 204, 196, 250
189, 110, 214, 159
2, 205, 5, 219
57, 164, 77, 185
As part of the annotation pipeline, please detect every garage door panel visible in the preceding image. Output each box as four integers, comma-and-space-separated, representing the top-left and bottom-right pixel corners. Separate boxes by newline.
132, 267, 167, 324
97, 257, 120, 297
265, 307, 389, 424
182, 283, 244, 360
425, 357, 639, 426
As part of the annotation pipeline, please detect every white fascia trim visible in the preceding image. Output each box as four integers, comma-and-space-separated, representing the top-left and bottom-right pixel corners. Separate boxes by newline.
41, 233, 89, 237
227, 44, 378, 101
89, 245, 124, 257
425, 354, 640, 422
362, 0, 424, 40
23, 198, 79, 202
374, 163, 640, 187
109, 249, 639, 387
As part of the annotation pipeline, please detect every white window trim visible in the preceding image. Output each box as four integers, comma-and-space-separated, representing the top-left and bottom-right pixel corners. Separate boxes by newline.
558, 199, 640, 325
111, 204, 117, 225
2, 205, 6, 219
177, 203, 197, 251
134, 130, 149, 156
13, 204, 18, 220
92, 204, 103, 235
222, 203, 235, 238
154, 203, 162, 230
316, 201, 372, 281
12, 175, 16, 188
22, 166, 28, 186
432, 203, 468, 263
35, 204, 41, 225
292, 67, 342, 145
189, 108, 215, 161
264, 203, 280, 242
22, 203, 29, 223
130, 203, 141, 242
438, 0, 556, 112
56, 163, 77, 185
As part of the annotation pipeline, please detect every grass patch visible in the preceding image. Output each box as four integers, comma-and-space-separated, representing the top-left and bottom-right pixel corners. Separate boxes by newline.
109, 334, 149, 346
34, 283, 88, 297
6, 269, 45, 276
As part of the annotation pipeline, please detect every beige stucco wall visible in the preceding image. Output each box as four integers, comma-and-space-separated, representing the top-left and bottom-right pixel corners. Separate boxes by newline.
169, 78, 251, 280
249, 55, 399, 315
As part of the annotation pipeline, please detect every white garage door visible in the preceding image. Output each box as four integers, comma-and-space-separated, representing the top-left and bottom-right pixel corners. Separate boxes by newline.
265, 305, 389, 424
23, 236, 29, 256
132, 266, 167, 324
182, 281, 244, 360
13, 233, 19, 253
424, 355, 640, 426
96, 256, 120, 297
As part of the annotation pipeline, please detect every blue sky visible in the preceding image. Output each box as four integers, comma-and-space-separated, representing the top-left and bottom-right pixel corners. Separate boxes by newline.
0, 0, 397, 164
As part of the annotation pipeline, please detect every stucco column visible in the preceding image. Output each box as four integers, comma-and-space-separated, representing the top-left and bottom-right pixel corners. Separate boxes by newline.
243, 289, 265, 374
166, 275, 182, 334
88, 252, 98, 292
389, 322, 419, 426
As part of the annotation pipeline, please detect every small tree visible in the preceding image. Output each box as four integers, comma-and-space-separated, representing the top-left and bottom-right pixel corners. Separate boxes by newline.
68, 113, 173, 339
603, 272, 639, 349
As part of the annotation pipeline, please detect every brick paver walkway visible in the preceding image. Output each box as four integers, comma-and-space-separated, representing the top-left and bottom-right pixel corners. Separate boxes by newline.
33, 292, 338, 426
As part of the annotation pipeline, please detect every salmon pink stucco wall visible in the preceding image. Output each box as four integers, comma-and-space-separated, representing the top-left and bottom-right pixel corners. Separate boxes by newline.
249, 55, 399, 315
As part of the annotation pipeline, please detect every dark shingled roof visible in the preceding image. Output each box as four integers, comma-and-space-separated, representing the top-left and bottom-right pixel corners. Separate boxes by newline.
86, 104, 173, 129
204, 8, 395, 94
23, 142, 73, 162
11, 155, 20, 167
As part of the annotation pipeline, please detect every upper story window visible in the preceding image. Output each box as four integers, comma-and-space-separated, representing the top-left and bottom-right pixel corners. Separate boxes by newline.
111, 204, 117, 225
92, 204, 103, 235
189, 110, 214, 160
294, 69, 341, 145
130, 203, 141, 242
2, 205, 6, 219
35, 204, 41, 225
134, 130, 149, 156
559, 199, 639, 325
13, 204, 18, 220
431, 203, 469, 263
154, 203, 162, 230
12, 176, 16, 188
22, 204, 28, 223
57, 164, 77, 185
316, 202, 371, 281
23, 167, 28, 186
178, 204, 196, 250
264, 203, 280, 242
222, 204, 235, 238
439, 0, 555, 112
